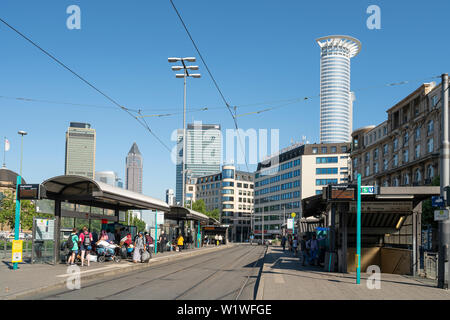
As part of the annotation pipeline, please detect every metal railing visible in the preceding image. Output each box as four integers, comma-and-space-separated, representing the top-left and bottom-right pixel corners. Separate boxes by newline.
0, 239, 33, 262
424, 252, 438, 280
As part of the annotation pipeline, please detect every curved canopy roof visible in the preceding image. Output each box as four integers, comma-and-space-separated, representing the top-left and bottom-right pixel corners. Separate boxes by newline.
316, 35, 362, 58
0, 168, 26, 185
42, 175, 169, 211
167, 206, 210, 222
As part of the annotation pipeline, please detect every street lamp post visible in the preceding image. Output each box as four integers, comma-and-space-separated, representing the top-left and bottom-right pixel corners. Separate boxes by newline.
13, 130, 27, 270
168, 57, 201, 208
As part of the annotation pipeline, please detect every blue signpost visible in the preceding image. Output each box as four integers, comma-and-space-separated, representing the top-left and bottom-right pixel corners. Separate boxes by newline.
356, 174, 361, 284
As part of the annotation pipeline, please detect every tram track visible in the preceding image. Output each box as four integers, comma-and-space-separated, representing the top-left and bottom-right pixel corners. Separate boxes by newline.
35, 245, 238, 300
174, 245, 264, 300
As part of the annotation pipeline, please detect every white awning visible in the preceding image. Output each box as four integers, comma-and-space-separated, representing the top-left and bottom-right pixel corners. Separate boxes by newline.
42, 175, 169, 212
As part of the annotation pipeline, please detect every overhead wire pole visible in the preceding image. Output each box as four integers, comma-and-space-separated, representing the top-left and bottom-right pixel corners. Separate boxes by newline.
168, 57, 200, 207
168, 0, 250, 173
0, 17, 172, 154
438, 73, 450, 289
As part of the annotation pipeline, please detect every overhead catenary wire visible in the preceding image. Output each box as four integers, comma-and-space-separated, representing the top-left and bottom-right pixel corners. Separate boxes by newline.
169, 0, 250, 172
0, 17, 172, 153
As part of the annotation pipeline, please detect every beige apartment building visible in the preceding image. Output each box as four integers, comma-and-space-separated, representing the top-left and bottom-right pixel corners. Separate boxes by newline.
193, 165, 254, 242
351, 82, 443, 187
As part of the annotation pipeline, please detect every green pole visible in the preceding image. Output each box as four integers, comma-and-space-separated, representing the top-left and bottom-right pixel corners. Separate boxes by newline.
357, 174, 361, 284
197, 223, 200, 248
154, 210, 158, 254
13, 175, 21, 270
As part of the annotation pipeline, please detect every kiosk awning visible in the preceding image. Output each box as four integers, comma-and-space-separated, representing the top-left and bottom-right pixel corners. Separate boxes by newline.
42, 175, 169, 211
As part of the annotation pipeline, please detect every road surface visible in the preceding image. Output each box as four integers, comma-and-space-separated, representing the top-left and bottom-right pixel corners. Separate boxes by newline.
24, 244, 266, 300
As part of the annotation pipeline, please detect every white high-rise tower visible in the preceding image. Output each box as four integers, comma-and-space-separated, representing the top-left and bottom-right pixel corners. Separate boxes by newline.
316, 35, 361, 143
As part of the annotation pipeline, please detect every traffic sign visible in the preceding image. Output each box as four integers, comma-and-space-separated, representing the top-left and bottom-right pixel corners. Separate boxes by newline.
432, 196, 445, 208
435, 209, 449, 221
291, 212, 296, 218
360, 186, 375, 195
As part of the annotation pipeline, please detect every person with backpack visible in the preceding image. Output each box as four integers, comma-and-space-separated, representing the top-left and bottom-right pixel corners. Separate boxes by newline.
66, 228, 79, 265
79, 226, 93, 267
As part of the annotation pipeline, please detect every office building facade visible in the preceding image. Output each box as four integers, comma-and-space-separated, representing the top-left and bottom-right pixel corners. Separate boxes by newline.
317, 35, 361, 144
351, 82, 443, 187
194, 165, 254, 242
176, 123, 222, 204
95, 171, 122, 188
254, 143, 351, 239
65, 122, 96, 179
126, 142, 143, 194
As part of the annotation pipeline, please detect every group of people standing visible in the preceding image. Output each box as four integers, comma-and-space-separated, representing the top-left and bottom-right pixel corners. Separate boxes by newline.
281, 233, 320, 266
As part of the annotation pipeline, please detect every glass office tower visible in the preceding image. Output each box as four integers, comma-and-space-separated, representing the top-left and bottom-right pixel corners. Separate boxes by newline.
316, 35, 361, 144
175, 122, 222, 204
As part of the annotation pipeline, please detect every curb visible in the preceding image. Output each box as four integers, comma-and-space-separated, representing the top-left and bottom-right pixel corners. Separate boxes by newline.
255, 245, 269, 300
5, 244, 236, 300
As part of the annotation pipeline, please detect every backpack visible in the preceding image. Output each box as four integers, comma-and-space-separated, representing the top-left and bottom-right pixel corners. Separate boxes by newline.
67, 235, 75, 250
83, 232, 91, 246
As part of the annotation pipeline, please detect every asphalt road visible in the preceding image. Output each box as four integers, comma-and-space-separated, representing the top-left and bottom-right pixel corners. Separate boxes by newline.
24, 244, 266, 300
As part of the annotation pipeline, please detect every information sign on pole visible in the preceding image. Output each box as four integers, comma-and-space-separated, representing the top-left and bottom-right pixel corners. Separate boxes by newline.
287, 218, 293, 230
12, 240, 23, 263
435, 209, 449, 221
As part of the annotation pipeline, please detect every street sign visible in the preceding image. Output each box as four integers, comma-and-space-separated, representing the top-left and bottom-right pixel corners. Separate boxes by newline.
18, 184, 44, 200
291, 212, 296, 218
360, 186, 375, 195
435, 209, 449, 221
35, 218, 55, 240
432, 196, 445, 208
327, 184, 357, 201
287, 218, 293, 229
349, 201, 413, 213
12, 240, 23, 263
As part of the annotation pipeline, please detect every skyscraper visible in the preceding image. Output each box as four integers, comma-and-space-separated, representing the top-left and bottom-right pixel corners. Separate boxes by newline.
176, 122, 221, 204
65, 122, 96, 178
126, 142, 143, 193
317, 35, 361, 143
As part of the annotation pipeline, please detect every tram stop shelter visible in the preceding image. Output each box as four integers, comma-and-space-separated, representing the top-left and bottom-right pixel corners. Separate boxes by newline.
301, 185, 440, 276
201, 218, 229, 244
165, 206, 210, 247
41, 175, 170, 264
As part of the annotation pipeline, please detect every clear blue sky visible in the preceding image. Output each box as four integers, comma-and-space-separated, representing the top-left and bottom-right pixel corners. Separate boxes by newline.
0, 0, 449, 200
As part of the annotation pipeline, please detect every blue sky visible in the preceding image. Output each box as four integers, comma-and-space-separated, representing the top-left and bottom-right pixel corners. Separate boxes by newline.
0, 0, 449, 200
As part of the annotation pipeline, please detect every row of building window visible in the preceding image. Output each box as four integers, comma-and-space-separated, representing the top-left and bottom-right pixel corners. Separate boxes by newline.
255, 169, 301, 187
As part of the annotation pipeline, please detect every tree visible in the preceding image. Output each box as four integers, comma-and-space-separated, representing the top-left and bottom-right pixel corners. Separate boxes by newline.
125, 211, 147, 233
191, 199, 221, 221
0, 190, 51, 231
207, 208, 220, 221
192, 199, 207, 214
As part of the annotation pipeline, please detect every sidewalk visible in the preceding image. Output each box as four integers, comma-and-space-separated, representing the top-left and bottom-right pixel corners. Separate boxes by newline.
0, 244, 234, 300
256, 246, 450, 300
